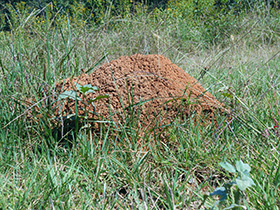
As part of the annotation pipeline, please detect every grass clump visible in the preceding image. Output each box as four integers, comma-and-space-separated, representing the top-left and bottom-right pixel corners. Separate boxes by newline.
0, 1, 280, 209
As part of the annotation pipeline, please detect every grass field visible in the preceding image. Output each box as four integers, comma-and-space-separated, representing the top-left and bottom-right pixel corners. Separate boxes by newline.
0, 3, 279, 209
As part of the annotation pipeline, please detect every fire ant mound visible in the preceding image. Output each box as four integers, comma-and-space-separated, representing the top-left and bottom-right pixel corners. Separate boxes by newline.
54, 54, 226, 128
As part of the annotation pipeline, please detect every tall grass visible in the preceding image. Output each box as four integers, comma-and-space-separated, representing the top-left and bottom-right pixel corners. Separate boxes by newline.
0, 3, 279, 209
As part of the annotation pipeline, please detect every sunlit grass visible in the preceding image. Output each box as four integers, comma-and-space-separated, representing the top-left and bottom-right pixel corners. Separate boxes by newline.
0, 3, 279, 209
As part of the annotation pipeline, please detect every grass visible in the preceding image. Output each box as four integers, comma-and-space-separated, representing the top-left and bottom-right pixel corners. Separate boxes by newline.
0, 4, 280, 209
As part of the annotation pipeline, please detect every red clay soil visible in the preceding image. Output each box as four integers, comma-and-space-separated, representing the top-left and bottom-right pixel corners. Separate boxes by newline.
54, 54, 226, 128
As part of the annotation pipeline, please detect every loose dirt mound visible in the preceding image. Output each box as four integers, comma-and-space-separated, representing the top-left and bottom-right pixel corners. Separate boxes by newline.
54, 54, 225, 127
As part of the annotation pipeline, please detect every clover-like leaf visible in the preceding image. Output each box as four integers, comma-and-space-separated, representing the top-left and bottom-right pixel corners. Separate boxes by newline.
219, 162, 236, 173
236, 174, 255, 191
236, 160, 251, 175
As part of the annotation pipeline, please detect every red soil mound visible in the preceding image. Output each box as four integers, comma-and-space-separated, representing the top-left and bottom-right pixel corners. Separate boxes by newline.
54, 54, 226, 127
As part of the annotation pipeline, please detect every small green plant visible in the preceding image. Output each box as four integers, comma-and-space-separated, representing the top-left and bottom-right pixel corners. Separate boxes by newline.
200, 160, 255, 210
58, 82, 109, 118
49, 82, 109, 144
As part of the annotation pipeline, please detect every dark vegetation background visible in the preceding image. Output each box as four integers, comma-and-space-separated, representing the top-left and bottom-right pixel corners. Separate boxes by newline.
1, 0, 279, 31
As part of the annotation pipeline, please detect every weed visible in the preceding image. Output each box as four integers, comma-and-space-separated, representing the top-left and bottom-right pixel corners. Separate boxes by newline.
200, 160, 255, 209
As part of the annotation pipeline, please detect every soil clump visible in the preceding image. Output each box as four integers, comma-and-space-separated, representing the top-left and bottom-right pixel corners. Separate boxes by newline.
54, 54, 226, 128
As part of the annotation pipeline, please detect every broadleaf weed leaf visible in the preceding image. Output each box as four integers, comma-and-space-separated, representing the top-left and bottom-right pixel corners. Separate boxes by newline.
75, 82, 82, 90
219, 162, 236, 173
235, 160, 251, 174
88, 94, 109, 103
58, 90, 81, 101
236, 174, 255, 191
75, 82, 99, 94
210, 187, 228, 201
